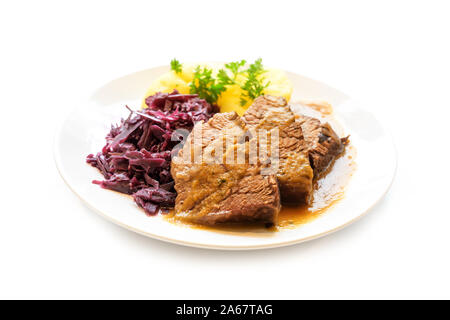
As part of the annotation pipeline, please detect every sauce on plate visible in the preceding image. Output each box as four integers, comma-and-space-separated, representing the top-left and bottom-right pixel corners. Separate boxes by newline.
277, 146, 356, 229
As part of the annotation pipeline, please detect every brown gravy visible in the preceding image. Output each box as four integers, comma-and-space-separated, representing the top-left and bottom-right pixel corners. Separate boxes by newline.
276, 146, 356, 229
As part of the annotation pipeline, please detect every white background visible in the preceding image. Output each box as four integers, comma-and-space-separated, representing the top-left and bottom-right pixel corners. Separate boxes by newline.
1, 0, 449, 299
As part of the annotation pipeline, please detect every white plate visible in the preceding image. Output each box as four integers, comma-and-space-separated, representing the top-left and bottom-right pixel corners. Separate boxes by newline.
54, 66, 396, 250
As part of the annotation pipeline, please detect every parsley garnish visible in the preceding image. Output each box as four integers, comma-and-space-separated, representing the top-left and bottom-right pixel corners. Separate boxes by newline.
173, 59, 269, 105
224, 60, 246, 80
170, 59, 182, 74
189, 66, 227, 104
216, 60, 247, 86
239, 58, 269, 106
216, 69, 235, 86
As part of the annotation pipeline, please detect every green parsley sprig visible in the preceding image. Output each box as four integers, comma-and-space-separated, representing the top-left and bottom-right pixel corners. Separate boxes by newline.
224, 60, 247, 80
170, 59, 182, 74
173, 58, 269, 105
189, 66, 227, 104
239, 58, 270, 106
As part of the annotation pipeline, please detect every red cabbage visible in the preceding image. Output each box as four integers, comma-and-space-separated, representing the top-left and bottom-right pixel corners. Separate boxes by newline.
87, 90, 217, 215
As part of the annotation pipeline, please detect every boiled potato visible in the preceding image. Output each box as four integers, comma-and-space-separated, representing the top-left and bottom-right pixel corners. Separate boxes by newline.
141, 71, 190, 108
263, 69, 293, 103
217, 83, 247, 115
142, 63, 293, 116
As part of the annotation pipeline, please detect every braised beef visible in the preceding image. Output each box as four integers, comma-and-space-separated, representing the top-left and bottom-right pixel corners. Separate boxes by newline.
243, 96, 314, 204
171, 112, 281, 225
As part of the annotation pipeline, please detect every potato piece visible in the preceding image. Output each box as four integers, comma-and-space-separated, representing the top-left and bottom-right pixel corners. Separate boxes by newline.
141, 71, 190, 108
264, 69, 293, 102
217, 84, 247, 116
